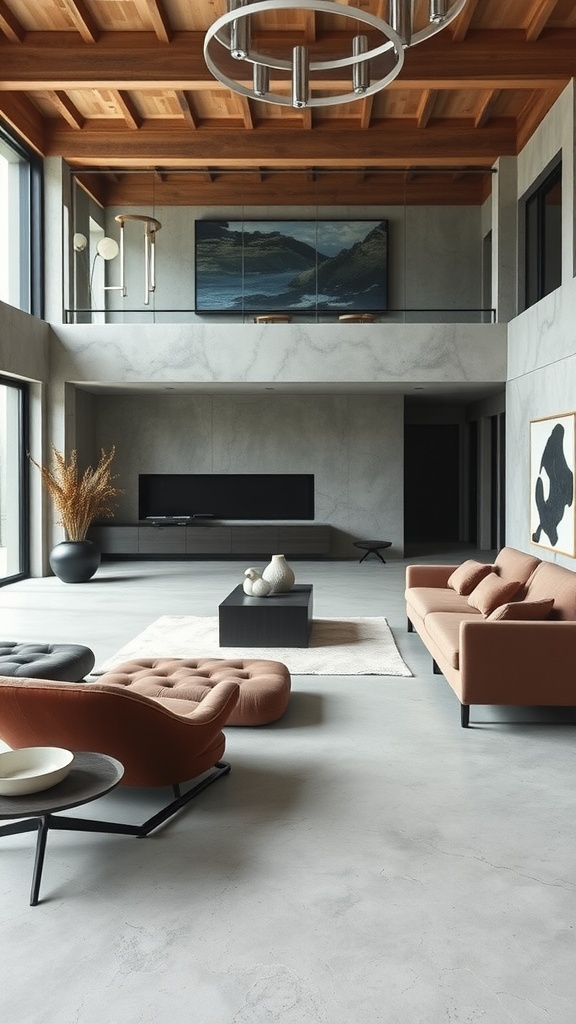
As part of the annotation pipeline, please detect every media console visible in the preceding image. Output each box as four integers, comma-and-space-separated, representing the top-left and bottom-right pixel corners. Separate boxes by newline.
88, 523, 331, 558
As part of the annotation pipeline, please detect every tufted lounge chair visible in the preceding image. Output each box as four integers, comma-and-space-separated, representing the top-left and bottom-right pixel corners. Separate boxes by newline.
0, 674, 240, 833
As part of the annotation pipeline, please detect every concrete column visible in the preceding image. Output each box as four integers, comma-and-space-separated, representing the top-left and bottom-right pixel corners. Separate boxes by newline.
491, 155, 518, 323
44, 157, 72, 325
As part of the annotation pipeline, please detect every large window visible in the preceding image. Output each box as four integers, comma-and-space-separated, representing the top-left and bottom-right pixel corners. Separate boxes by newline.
0, 124, 43, 316
0, 378, 28, 584
524, 161, 562, 310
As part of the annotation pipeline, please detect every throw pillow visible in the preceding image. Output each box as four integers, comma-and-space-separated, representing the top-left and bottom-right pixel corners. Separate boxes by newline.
487, 598, 554, 621
447, 559, 493, 596
467, 573, 522, 616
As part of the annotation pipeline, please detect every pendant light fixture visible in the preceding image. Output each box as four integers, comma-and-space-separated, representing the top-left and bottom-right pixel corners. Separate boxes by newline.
204, 0, 470, 109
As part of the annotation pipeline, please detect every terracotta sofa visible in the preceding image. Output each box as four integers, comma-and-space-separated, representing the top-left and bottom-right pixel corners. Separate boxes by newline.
405, 546, 576, 726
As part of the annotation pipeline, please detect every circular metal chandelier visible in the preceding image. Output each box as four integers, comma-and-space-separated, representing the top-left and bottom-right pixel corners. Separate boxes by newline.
204, 0, 471, 109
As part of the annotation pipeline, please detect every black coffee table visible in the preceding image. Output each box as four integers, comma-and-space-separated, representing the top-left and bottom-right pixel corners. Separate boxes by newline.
219, 583, 313, 648
0, 751, 124, 906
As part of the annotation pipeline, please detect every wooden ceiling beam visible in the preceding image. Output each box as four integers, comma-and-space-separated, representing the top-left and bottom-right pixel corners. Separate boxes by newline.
0, 92, 45, 153
474, 89, 499, 129
451, 0, 480, 43
238, 95, 254, 131
174, 90, 197, 129
111, 91, 142, 130
92, 170, 491, 207
417, 90, 436, 128
525, 0, 558, 42
516, 86, 564, 150
0, 1, 25, 44
45, 122, 516, 166
49, 91, 85, 130
358, 95, 373, 130
60, 0, 100, 45
134, 0, 173, 44
1, 30, 574, 90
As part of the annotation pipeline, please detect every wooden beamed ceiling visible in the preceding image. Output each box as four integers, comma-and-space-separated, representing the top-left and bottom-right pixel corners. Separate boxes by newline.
0, 0, 574, 206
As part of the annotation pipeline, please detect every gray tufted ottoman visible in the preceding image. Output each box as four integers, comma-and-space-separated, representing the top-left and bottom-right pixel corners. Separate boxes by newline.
0, 642, 95, 682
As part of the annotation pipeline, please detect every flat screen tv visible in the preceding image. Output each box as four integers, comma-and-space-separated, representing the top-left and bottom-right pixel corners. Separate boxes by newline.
138, 474, 315, 521
194, 219, 387, 313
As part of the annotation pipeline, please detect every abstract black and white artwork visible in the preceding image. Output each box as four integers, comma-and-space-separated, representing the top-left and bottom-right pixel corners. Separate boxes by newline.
530, 413, 576, 556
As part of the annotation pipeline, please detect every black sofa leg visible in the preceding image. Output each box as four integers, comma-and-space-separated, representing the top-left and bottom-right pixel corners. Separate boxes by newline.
460, 704, 470, 728
407, 618, 413, 633
432, 659, 442, 675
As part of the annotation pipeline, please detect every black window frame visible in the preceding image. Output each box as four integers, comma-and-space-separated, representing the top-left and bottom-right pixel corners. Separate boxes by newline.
0, 121, 44, 319
523, 158, 562, 311
0, 375, 30, 586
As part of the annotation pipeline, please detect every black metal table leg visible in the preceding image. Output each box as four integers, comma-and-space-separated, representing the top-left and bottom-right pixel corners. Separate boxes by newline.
30, 816, 50, 907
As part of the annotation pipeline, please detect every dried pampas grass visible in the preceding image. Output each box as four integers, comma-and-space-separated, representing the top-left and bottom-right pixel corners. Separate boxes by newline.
29, 445, 123, 542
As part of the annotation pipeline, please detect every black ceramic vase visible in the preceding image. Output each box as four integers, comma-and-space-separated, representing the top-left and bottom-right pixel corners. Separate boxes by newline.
49, 539, 101, 583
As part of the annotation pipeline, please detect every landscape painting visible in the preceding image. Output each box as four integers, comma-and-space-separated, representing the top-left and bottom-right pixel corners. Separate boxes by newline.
194, 220, 388, 313
530, 412, 576, 556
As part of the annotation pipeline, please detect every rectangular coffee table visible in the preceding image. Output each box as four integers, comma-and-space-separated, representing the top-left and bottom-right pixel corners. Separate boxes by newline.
219, 584, 313, 648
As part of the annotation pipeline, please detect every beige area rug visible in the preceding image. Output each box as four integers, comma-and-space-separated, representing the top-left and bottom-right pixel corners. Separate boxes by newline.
93, 616, 412, 677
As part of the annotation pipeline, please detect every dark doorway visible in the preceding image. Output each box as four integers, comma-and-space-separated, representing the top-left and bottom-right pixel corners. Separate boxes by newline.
404, 424, 460, 542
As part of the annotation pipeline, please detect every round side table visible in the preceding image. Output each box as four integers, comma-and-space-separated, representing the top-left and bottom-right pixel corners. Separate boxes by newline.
0, 751, 124, 906
353, 540, 392, 564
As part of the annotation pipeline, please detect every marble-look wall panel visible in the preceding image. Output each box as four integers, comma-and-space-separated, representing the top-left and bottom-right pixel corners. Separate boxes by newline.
507, 281, 576, 565
49, 322, 506, 387
506, 355, 576, 568
346, 396, 404, 547
508, 276, 576, 380
0, 300, 49, 382
89, 391, 404, 556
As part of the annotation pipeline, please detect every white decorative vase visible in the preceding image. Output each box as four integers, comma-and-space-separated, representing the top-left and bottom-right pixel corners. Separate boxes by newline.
262, 554, 295, 593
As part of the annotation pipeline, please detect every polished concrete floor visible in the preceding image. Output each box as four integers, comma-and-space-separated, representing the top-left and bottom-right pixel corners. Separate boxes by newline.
0, 552, 575, 1024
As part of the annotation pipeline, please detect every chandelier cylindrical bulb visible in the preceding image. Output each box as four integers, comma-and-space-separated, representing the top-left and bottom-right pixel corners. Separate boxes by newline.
228, 0, 250, 58
389, 0, 412, 45
292, 45, 309, 109
253, 62, 270, 97
430, 0, 449, 23
352, 35, 369, 95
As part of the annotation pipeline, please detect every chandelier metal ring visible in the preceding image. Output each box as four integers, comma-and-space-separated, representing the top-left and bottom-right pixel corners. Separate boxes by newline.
204, 0, 406, 108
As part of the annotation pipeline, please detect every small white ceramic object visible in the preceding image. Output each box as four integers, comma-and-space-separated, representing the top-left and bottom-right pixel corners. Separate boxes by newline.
243, 567, 262, 595
252, 577, 272, 598
0, 746, 74, 797
262, 554, 295, 593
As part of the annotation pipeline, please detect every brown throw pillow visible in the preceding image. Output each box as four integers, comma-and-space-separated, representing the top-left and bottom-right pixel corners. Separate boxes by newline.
467, 573, 522, 616
487, 598, 554, 621
447, 559, 493, 596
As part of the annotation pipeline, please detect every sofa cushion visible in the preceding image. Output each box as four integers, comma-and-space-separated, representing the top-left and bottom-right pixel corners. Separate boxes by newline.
487, 598, 554, 621
493, 547, 541, 583
406, 586, 475, 619
423, 612, 480, 669
467, 573, 523, 616
447, 559, 493, 596
524, 561, 576, 620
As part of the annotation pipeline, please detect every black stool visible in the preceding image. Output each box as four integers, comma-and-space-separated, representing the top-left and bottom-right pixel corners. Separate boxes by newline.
353, 540, 392, 564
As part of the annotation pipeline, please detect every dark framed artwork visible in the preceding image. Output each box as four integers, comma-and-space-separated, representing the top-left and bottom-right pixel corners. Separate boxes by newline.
194, 219, 388, 313
530, 412, 575, 556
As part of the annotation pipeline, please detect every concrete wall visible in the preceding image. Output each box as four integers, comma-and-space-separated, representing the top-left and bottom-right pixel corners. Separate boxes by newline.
89, 203, 483, 323
506, 83, 576, 566
83, 392, 404, 558
47, 319, 505, 557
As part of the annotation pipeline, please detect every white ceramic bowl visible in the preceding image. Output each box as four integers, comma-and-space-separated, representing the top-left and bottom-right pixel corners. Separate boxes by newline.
0, 747, 74, 797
